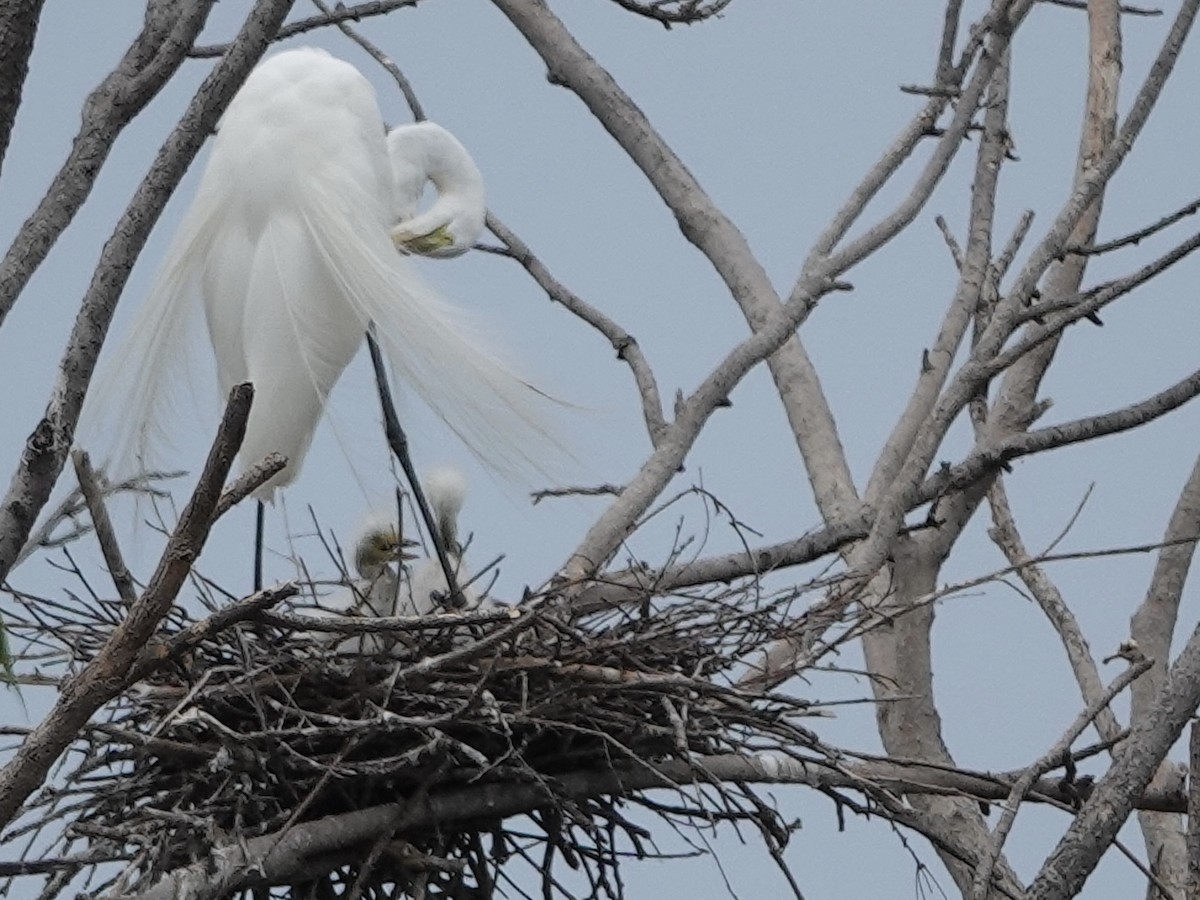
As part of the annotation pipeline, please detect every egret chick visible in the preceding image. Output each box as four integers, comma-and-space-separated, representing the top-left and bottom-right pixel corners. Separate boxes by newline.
403, 466, 491, 615
352, 514, 412, 617
322, 514, 415, 655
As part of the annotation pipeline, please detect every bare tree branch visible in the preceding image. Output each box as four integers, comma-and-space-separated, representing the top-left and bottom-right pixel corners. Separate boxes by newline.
1026, 600, 1200, 898
972, 657, 1152, 897
1189, 721, 1200, 897
126, 580, 296, 684
576, 359, 1200, 615
310, 0, 427, 121
839, 0, 1198, 617
0, 0, 215, 330
987, 480, 1123, 745
0, 0, 46, 182
1040, 0, 1162, 16
605, 0, 734, 26
484, 212, 668, 445
123, 747, 1199, 900
71, 450, 136, 605
1069, 194, 1200, 254
492, 0, 859, 575
1129, 446, 1200, 890
0, 383, 253, 832
10, 468, 181, 571
190, 0, 422, 58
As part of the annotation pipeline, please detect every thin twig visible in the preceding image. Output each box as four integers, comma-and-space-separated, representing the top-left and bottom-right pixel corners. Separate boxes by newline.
71, 450, 136, 605
190, 0, 423, 57
213, 452, 287, 519
309, 0, 426, 120
972, 658, 1153, 897
485, 213, 668, 446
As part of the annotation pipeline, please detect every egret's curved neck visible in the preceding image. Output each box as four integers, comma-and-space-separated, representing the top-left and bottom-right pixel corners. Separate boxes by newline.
388, 122, 484, 222
387, 122, 486, 257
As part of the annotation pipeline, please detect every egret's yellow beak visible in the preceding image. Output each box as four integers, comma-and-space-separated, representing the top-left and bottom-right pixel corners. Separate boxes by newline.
392, 223, 455, 256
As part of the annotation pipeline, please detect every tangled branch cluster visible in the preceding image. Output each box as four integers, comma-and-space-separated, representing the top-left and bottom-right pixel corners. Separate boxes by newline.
606, 0, 734, 27
6, 577, 828, 899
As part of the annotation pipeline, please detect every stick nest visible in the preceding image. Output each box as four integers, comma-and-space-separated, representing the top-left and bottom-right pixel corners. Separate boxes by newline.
8, 579, 826, 899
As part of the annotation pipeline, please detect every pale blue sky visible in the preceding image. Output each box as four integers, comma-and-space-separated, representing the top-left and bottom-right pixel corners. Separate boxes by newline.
2, 1, 1199, 897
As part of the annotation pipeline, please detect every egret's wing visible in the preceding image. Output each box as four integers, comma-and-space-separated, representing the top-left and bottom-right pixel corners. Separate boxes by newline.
230, 210, 368, 497
302, 184, 569, 485
76, 192, 222, 481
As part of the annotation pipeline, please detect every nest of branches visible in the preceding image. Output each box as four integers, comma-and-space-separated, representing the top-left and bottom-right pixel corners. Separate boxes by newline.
7, 575, 829, 900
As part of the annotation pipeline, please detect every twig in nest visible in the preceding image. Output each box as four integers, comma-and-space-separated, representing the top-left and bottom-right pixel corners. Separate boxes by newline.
214, 452, 288, 519
15, 568, 831, 899
0, 382, 255, 833
12, 469, 183, 571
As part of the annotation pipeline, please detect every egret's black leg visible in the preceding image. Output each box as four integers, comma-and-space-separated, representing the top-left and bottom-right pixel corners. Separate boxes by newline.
254, 500, 265, 593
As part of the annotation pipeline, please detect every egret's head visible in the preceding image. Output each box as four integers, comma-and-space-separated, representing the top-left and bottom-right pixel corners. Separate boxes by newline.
394, 223, 463, 257
387, 122, 486, 258
352, 515, 417, 580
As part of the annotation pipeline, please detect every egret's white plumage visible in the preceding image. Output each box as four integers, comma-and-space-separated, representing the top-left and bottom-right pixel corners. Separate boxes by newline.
82, 47, 560, 500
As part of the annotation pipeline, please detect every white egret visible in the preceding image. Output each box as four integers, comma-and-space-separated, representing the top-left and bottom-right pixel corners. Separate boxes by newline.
81, 47, 562, 521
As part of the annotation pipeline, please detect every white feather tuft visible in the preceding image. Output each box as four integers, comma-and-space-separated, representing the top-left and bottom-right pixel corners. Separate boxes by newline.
423, 465, 468, 546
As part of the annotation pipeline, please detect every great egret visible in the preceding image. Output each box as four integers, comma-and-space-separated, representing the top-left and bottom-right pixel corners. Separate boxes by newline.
81, 47, 562, 520
389, 122, 485, 258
